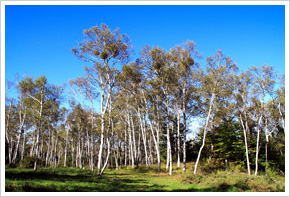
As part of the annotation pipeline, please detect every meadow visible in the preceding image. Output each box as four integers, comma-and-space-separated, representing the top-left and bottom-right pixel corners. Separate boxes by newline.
5, 163, 285, 192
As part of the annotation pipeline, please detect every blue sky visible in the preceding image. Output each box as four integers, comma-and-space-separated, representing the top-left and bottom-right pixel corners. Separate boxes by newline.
5, 5, 285, 91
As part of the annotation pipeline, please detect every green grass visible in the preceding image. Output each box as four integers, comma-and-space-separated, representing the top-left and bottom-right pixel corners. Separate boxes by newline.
5, 164, 285, 192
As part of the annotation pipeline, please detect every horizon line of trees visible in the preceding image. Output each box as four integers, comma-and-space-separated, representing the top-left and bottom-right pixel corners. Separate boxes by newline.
5, 24, 285, 176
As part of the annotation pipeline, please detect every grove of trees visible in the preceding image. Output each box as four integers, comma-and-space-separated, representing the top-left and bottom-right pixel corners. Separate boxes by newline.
5, 24, 285, 177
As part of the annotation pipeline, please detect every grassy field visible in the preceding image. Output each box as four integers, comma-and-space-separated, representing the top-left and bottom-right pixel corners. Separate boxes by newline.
5, 164, 285, 192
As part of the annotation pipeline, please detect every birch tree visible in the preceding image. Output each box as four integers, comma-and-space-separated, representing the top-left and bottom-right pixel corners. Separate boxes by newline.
170, 40, 200, 172
235, 70, 253, 175
250, 65, 276, 176
19, 76, 48, 171
72, 23, 131, 175
194, 50, 237, 174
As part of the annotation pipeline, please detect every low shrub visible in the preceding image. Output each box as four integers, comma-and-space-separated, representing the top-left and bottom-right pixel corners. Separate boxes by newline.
18, 156, 46, 169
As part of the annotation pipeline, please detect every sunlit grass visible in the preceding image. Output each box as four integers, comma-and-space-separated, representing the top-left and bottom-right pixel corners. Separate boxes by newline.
5, 163, 285, 192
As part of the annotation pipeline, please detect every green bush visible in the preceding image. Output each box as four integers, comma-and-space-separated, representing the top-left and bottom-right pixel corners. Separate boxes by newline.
18, 156, 46, 169
200, 160, 225, 174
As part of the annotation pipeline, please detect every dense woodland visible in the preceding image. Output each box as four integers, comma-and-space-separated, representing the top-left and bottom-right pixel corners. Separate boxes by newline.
5, 24, 285, 177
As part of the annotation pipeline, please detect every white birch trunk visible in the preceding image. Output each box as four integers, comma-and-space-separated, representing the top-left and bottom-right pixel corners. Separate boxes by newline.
182, 99, 187, 172
177, 109, 181, 168
90, 104, 94, 172
254, 115, 262, 176
124, 124, 127, 166
34, 97, 43, 171
239, 114, 251, 175
278, 102, 285, 131
64, 125, 69, 167
128, 114, 135, 168
141, 89, 160, 171
131, 116, 137, 163
5, 101, 12, 164
21, 132, 25, 160
194, 93, 215, 174
139, 110, 149, 168
182, 83, 187, 172
97, 93, 105, 174
30, 129, 35, 157
165, 97, 172, 175
12, 132, 21, 164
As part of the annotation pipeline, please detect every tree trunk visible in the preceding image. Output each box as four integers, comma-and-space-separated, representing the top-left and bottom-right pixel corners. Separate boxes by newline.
169, 124, 173, 175
34, 92, 44, 171
97, 112, 105, 174
141, 89, 161, 171
177, 109, 181, 168
40, 134, 44, 160
148, 135, 153, 165
265, 139, 268, 175
278, 102, 285, 131
139, 111, 149, 168
100, 137, 111, 176
33, 127, 40, 171
136, 128, 141, 168
12, 131, 21, 164
131, 116, 137, 165
30, 129, 36, 157
182, 99, 187, 172
124, 124, 127, 166
21, 132, 25, 160
50, 132, 54, 167
90, 131, 94, 172
194, 93, 215, 174
64, 126, 69, 167
71, 139, 75, 167
114, 140, 119, 171
254, 115, 262, 176
128, 114, 135, 168
165, 97, 172, 175
100, 116, 113, 176
12, 102, 26, 164
119, 139, 123, 167
9, 138, 14, 164
79, 135, 83, 168
239, 114, 251, 175
5, 101, 13, 164
90, 109, 94, 172
182, 83, 187, 172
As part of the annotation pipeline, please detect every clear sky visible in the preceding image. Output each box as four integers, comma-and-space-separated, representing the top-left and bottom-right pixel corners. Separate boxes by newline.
5, 5, 285, 89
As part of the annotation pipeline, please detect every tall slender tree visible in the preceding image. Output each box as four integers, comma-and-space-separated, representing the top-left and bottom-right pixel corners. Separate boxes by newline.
194, 50, 237, 174
72, 24, 131, 175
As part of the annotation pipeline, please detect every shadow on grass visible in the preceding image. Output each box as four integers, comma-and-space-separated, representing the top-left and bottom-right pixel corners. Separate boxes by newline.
5, 169, 166, 192
171, 181, 250, 192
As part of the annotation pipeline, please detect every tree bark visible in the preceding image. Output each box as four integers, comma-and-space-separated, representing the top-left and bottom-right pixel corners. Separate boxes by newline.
100, 116, 113, 176
21, 131, 25, 160
165, 96, 172, 175
128, 114, 135, 168
124, 124, 127, 166
239, 114, 251, 175
131, 116, 137, 164
5, 101, 13, 164
182, 82, 187, 172
278, 102, 285, 131
139, 110, 149, 168
182, 96, 187, 172
177, 109, 181, 168
90, 105, 94, 172
64, 125, 69, 167
12, 131, 21, 164
34, 97, 43, 171
141, 89, 160, 171
194, 93, 215, 174
254, 115, 262, 176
